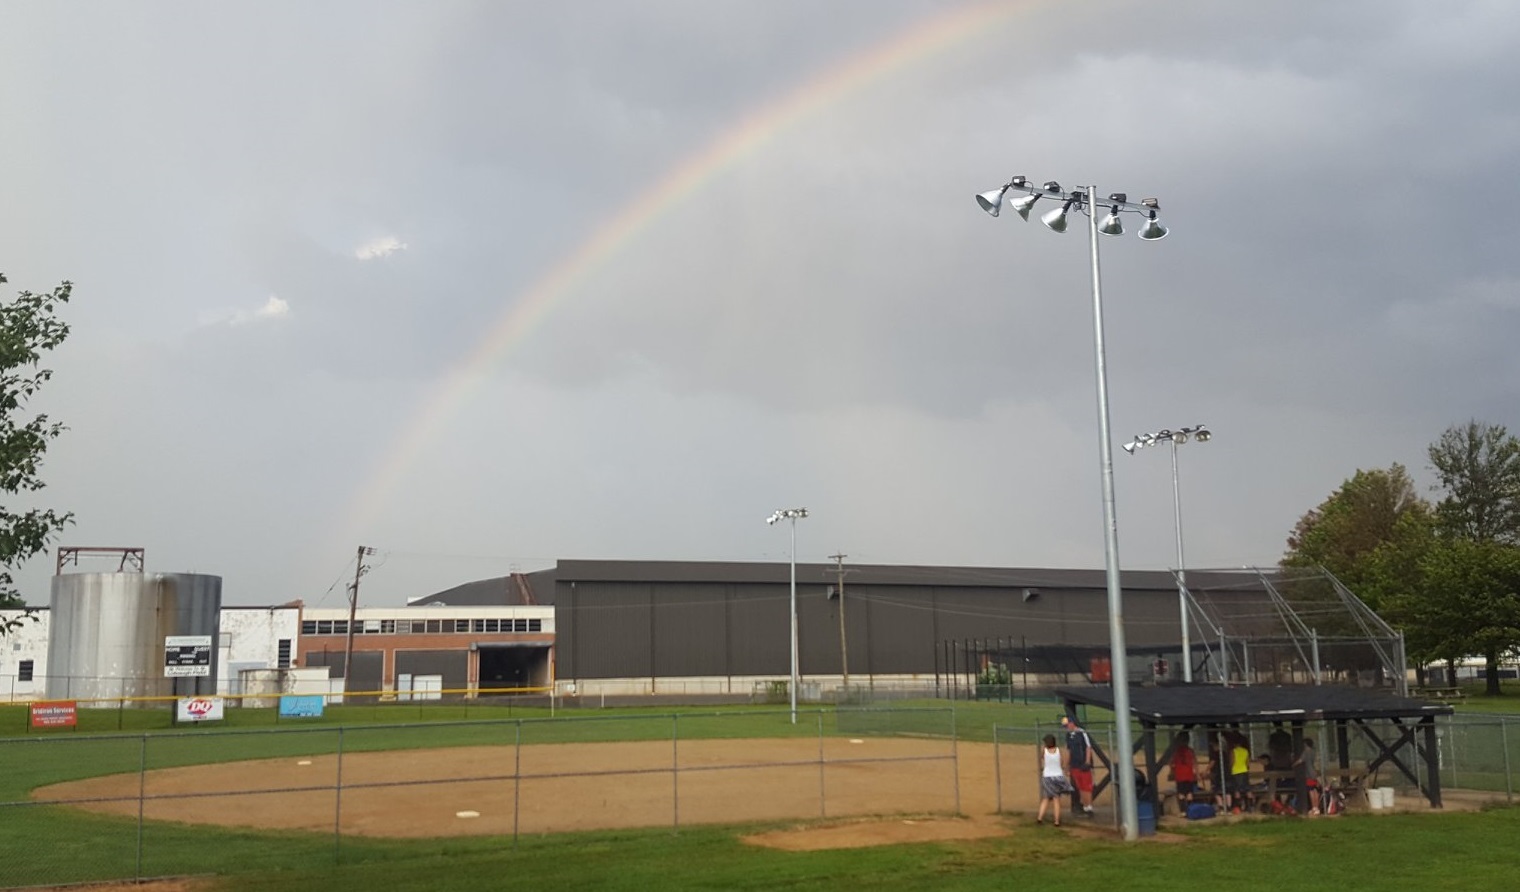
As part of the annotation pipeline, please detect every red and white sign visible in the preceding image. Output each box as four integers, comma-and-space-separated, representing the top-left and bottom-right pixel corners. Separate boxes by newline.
30, 701, 77, 729
176, 696, 225, 722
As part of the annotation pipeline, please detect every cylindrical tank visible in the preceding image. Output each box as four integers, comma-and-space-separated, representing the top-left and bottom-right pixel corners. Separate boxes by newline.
47, 572, 222, 703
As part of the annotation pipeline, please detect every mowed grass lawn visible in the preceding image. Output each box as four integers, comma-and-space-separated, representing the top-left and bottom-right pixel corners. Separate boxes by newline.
214, 807, 1520, 892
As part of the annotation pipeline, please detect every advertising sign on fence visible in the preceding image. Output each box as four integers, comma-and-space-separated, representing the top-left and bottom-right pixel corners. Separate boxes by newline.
30, 701, 77, 729
278, 695, 325, 718
164, 635, 213, 677
176, 696, 224, 723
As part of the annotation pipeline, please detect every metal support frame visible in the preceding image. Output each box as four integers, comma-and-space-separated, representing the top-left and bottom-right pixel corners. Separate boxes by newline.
55, 546, 145, 574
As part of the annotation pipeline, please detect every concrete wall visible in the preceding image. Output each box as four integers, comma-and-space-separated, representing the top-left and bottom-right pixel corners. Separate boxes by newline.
0, 609, 49, 702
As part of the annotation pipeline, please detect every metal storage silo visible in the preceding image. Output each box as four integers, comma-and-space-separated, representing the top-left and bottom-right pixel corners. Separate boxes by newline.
47, 572, 222, 703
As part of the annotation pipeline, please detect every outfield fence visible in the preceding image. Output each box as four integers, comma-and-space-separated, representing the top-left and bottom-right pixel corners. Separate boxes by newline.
0, 706, 960, 889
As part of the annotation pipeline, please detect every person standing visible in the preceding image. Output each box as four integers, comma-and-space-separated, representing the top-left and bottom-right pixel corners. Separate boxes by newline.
1060, 715, 1096, 817
1036, 734, 1068, 826
1224, 729, 1253, 814
1293, 737, 1322, 816
1168, 730, 1198, 811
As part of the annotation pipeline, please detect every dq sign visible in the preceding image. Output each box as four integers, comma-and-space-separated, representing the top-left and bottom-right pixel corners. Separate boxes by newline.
176, 696, 225, 723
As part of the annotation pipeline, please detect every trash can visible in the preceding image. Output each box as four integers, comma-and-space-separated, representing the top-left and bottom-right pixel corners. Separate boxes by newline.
1137, 800, 1157, 836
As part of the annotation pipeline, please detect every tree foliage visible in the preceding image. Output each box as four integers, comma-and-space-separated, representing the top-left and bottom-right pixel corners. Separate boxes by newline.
1281, 464, 1431, 607
1428, 420, 1520, 544
1287, 426, 1520, 694
1385, 538, 1520, 694
0, 272, 73, 634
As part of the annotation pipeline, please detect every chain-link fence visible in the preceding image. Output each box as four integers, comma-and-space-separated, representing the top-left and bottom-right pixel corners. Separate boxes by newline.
0, 706, 959, 889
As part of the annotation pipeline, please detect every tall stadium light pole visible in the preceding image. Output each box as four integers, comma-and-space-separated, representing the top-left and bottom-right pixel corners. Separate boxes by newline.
1123, 426, 1212, 683
767, 508, 809, 724
976, 176, 1168, 842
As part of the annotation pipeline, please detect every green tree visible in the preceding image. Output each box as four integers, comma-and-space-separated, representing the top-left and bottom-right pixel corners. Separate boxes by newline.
1389, 538, 1520, 695
0, 272, 73, 635
1428, 420, 1520, 543
1281, 464, 1431, 606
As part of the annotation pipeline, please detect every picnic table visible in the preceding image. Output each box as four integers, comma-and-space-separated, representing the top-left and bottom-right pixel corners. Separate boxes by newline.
1415, 686, 1467, 702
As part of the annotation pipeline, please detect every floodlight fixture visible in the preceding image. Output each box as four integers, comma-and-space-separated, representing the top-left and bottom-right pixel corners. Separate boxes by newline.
1010, 192, 1041, 220
976, 188, 1005, 217
1098, 206, 1124, 236
1042, 199, 1075, 233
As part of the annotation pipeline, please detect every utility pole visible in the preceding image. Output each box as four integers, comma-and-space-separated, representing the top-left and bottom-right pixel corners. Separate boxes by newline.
342, 546, 376, 697
830, 553, 849, 694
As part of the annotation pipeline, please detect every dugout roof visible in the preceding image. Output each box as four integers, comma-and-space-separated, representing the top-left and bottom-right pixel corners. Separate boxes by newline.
1055, 684, 1453, 725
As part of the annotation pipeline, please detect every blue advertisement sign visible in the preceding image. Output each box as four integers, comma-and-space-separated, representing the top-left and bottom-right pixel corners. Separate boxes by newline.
278, 695, 325, 718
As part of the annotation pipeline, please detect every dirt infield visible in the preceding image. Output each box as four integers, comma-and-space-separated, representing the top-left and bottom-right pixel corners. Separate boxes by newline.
37, 737, 1046, 841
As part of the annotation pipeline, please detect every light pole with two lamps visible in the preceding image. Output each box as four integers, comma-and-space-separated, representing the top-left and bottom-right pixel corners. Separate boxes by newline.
975, 175, 1168, 841
1123, 426, 1212, 683
766, 507, 808, 724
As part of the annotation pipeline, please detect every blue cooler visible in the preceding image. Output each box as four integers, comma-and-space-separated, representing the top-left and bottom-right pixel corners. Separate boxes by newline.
1186, 802, 1216, 820
1137, 800, 1157, 836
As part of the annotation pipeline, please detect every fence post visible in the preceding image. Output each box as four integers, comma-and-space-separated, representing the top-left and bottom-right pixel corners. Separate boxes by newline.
672, 714, 680, 830
333, 727, 345, 864
993, 726, 1003, 814
817, 711, 827, 818
1502, 718, 1513, 805
512, 720, 523, 849
136, 734, 147, 881
951, 706, 960, 814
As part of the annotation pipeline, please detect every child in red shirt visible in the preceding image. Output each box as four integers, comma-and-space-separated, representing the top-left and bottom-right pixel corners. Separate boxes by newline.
1169, 731, 1198, 809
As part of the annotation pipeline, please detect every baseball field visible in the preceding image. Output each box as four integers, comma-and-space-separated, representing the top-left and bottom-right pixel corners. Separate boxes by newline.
4, 700, 1519, 891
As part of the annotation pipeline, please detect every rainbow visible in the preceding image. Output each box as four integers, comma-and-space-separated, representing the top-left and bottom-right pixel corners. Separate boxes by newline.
340, 1, 1027, 542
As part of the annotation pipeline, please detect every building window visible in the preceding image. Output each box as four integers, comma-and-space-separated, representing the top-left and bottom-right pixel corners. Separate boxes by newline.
410, 621, 426, 634
485, 618, 499, 633
528, 619, 541, 632
277, 639, 292, 669
301, 620, 317, 635
316, 620, 333, 635
425, 620, 441, 634
381, 620, 396, 634
18, 660, 33, 682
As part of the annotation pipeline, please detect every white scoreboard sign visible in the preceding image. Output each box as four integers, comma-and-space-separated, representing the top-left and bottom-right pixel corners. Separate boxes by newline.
164, 635, 213, 677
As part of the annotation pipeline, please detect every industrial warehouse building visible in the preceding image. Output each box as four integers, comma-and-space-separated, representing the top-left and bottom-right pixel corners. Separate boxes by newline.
2, 558, 1333, 703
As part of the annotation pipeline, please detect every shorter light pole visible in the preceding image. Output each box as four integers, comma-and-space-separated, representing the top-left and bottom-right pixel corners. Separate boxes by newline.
1123, 426, 1211, 682
767, 508, 809, 724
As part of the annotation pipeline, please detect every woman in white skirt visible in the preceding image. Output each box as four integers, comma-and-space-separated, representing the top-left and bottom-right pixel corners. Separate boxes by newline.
1037, 733, 1070, 826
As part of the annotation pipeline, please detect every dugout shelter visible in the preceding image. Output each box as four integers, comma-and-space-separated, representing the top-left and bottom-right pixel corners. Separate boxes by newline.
1056, 684, 1454, 809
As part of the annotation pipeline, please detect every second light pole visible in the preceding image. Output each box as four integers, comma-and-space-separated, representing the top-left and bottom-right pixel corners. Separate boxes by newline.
1123, 426, 1212, 682
767, 507, 809, 724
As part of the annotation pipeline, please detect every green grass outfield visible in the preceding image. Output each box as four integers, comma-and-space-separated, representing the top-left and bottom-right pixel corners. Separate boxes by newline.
173, 806, 1520, 891
2, 696, 1517, 889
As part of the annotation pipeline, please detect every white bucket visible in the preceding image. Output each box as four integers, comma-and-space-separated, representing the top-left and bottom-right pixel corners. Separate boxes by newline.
1367, 787, 1386, 809
1379, 787, 1396, 809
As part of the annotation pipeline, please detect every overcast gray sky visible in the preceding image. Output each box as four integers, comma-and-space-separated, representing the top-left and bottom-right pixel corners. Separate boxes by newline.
3, 1, 1517, 608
